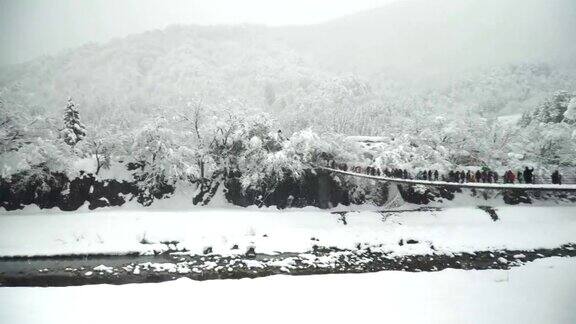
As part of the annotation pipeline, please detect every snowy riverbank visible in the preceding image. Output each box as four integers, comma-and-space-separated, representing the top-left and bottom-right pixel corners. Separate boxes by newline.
1, 206, 575, 257
1, 257, 575, 324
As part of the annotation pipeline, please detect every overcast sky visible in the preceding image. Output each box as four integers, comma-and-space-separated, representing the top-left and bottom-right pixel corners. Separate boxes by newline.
0, 0, 397, 66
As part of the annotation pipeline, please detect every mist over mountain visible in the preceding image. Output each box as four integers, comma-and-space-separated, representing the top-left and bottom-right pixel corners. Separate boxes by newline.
283, 0, 576, 76
1, 0, 575, 134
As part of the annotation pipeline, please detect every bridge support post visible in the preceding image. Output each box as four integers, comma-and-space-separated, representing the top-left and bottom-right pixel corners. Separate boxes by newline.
318, 172, 332, 209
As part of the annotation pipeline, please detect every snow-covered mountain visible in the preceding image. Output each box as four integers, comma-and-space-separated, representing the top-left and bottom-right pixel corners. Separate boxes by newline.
1, 0, 575, 132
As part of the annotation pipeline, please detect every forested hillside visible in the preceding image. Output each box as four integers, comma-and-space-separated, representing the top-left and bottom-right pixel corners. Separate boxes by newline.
1, 0, 576, 208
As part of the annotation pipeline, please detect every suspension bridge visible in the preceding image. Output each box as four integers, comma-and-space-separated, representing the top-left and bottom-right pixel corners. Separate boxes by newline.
318, 167, 576, 192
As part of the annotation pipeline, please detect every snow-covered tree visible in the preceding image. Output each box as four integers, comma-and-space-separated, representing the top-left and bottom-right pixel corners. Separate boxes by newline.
564, 97, 576, 122
0, 96, 73, 179
0, 103, 26, 154
517, 121, 576, 167
1, 117, 74, 201
131, 116, 196, 204
84, 131, 114, 175
61, 98, 87, 147
176, 102, 292, 204
513, 92, 576, 167
282, 129, 361, 167
231, 115, 292, 192
520, 91, 575, 126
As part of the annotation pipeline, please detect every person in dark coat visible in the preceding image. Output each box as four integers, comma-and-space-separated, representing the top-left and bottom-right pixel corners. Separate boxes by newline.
524, 167, 534, 184
475, 170, 482, 183
434, 170, 439, 181
493, 171, 499, 183
403, 169, 409, 179
552, 170, 562, 185
460, 171, 465, 183
517, 171, 523, 183
427, 170, 432, 181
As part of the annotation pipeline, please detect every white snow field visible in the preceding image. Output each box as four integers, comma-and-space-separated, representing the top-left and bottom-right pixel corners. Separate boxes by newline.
1, 257, 575, 324
1, 206, 575, 257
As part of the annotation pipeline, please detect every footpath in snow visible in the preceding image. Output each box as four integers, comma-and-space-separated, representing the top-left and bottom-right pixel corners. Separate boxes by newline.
1, 257, 575, 324
1, 206, 575, 257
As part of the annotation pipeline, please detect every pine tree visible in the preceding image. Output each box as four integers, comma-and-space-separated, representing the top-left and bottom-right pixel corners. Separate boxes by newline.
61, 97, 87, 146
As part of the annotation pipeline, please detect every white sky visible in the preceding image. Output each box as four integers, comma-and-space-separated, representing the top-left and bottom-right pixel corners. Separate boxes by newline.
0, 0, 397, 66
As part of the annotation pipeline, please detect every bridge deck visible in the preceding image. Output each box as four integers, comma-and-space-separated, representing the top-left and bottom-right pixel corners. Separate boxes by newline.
319, 167, 576, 191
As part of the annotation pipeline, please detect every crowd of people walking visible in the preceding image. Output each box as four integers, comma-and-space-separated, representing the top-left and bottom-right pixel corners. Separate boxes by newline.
328, 161, 564, 185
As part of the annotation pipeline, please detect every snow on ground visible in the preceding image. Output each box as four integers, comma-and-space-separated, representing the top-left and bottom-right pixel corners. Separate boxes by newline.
71, 158, 134, 182
1, 206, 575, 257
1, 257, 575, 324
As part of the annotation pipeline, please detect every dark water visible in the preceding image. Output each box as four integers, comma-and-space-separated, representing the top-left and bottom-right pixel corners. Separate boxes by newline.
1, 245, 575, 287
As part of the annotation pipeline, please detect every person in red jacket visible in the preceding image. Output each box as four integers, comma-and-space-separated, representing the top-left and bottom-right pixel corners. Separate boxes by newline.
509, 170, 516, 183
